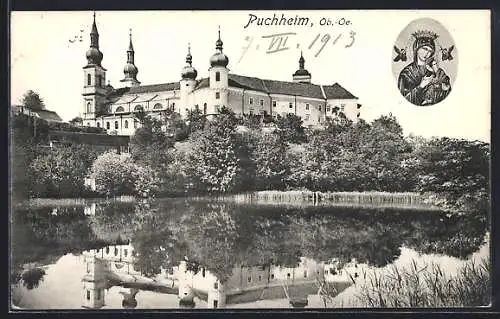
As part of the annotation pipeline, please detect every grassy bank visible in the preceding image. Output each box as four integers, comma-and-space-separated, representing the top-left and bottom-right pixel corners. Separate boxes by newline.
15, 196, 136, 209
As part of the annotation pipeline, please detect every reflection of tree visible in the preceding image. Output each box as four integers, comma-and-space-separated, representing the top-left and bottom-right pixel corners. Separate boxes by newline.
21, 268, 46, 290
129, 201, 486, 280
11, 206, 97, 267
285, 213, 402, 267
88, 202, 138, 242
184, 205, 241, 282
404, 215, 487, 259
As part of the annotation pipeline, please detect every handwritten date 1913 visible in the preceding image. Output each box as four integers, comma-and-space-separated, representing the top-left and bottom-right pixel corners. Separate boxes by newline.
238, 31, 356, 63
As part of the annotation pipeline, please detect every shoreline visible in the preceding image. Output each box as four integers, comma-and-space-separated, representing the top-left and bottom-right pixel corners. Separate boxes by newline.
14, 190, 439, 210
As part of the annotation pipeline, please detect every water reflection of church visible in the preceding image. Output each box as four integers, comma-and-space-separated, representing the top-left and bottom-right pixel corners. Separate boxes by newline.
81, 243, 366, 309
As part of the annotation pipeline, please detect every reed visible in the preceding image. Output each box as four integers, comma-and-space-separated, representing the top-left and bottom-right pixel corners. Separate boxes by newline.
19, 196, 136, 208
210, 191, 439, 210
354, 257, 491, 307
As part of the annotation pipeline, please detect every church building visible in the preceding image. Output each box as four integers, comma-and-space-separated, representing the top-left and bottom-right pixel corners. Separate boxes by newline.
82, 13, 361, 136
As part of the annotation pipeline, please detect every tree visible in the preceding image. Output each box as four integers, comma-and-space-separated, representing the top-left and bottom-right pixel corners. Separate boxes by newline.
69, 117, 83, 126
185, 108, 207, 136
28, 145, 98, 197
251, 131, 289, 190
414, 137, 489, 220
130, 113, 174, 169
89, 151, 136, 196
21, 90, 45, 111
275, 114, 307, 144
186, 107, 250, 193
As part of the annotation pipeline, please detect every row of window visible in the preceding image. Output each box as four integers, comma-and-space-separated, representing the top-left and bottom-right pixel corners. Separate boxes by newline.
114, 103, 174, 113
244, 270, 311, 284
270, 101, 346, 112
93, 247, 129, 257
93, 120, 138, 130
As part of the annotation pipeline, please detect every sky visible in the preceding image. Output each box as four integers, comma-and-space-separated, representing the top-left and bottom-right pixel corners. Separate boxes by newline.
11, 10, 491, 142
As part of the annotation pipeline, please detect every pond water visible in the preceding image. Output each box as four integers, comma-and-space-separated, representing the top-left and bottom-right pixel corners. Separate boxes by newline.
10, 198, 489, 310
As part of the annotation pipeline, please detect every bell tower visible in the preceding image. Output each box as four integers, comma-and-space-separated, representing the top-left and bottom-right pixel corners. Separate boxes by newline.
208, 26, 229, 115
82, 255, 107, 309
292, 51, 311, 83
82, 12, 107, 126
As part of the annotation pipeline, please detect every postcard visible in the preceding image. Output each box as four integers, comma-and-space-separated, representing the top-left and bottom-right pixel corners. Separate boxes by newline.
10, 10, 491, 310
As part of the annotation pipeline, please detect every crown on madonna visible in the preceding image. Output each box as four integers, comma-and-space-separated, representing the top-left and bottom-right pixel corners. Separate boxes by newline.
411, 30, 439, 40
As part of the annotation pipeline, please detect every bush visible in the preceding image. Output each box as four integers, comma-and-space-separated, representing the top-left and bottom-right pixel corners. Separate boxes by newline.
90, 151, 136, 197
28, 145, 97, 198
90, 151, 161, 198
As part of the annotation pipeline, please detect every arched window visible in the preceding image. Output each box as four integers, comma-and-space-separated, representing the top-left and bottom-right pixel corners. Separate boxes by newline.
106, 122, 110, 130
124, 120, 128, 128
203, 103, 207, 115
106, 247, 110, 254
134, 105, 143, 112
114, 121, 119, 129
216, 71, 220, 82
114, 247, 118, 256
96, 122, 100, 128
86, 102, 91, 113
87, 74, 91, 86
116, 106, 125, 113
153, 103, 162, 110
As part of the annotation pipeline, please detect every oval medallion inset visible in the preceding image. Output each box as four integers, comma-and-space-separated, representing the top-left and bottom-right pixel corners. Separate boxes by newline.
392, 18, 457, 106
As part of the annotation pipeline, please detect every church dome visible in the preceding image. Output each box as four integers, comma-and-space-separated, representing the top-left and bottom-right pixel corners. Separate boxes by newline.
123, 63, 138, 77
293, 69, 311, 76
181, 65, 198, 79
210, 52, 229, 68
86, 47, 103, 65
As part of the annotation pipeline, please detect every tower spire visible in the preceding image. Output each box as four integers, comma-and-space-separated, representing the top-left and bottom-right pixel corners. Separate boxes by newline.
299, 50, 305, 69
86, 11, 103, 66
90, 11, 99, 49
128, 28, 134, 52
121, 28, 139, 87
186, 42, 192, 65
215, 26, 223, 52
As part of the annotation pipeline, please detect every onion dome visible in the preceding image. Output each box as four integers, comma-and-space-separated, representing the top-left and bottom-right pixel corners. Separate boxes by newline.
86, 12, 104, 66
293, 51, 311, 77
181, 43, 198, 80
209, 27, 229, 68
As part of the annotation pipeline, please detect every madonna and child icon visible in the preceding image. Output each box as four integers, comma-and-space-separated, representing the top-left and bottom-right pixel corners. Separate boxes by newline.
393, 18, 457, 107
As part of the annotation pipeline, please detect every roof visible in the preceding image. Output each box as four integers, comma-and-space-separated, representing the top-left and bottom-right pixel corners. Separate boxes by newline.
108, 82, 180, 97
12, 105, 63, 122
323, 83, 358, 99
106, 75, 356, 102
263, 79, 324, 99
222, 280, 351, 305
